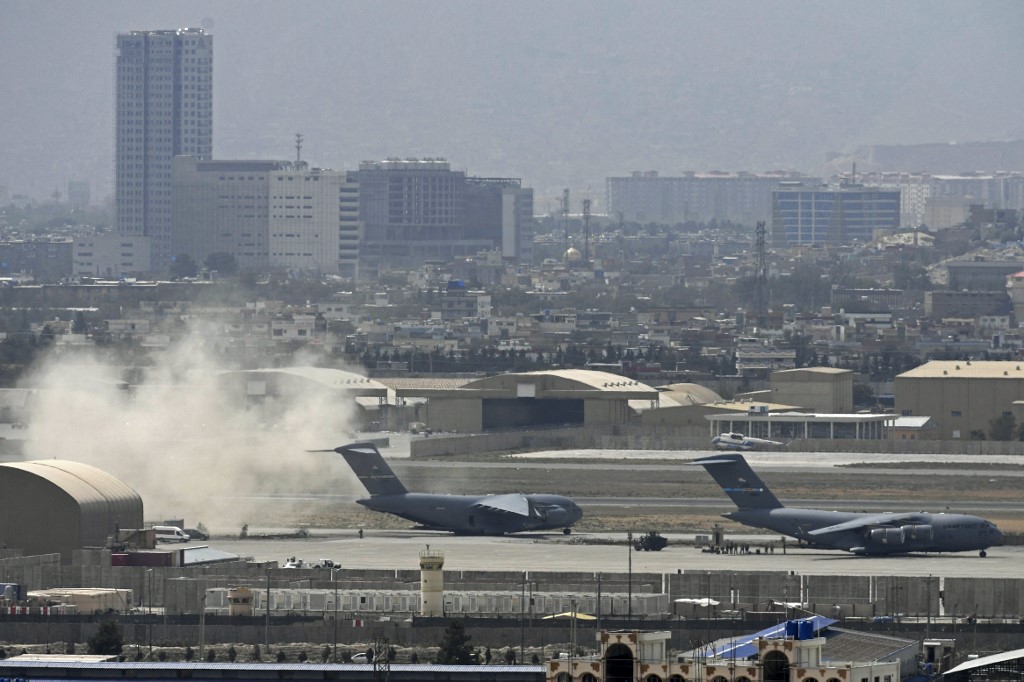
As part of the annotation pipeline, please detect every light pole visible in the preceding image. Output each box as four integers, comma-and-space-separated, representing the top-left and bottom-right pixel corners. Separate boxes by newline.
569, 597, 577, 671
199, 592, 206, 661
146, 569, 153, 656
627, 532, 633, 621
520, 572, 526, 665
265, 568, 271, 652
332, 567, 339, 663
926, 575, 932, 639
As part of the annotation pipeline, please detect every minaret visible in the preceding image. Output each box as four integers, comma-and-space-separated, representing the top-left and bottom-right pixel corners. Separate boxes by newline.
419, 545, 445, 616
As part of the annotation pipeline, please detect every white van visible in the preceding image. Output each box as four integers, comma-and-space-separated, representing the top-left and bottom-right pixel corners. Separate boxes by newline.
153, 525, 190, 543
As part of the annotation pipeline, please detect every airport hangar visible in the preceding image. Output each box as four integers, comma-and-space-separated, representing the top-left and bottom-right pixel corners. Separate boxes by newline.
0, 460, 142, 563
215, 366, 390, 429
895, 360, 1024, 440
384, 369, 659, 432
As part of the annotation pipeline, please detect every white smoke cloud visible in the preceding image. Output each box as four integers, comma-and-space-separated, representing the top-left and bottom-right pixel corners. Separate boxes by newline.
17, 329, 362, 532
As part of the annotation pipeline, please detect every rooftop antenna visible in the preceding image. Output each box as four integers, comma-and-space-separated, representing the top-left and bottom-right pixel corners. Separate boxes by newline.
754, 220, 768, 329
295, 132, 303, 164
582, 198, 592, 264
562, 188, 571, 259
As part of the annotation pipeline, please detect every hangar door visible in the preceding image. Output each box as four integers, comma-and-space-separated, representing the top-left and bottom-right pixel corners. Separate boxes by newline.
482, 398, 584, 430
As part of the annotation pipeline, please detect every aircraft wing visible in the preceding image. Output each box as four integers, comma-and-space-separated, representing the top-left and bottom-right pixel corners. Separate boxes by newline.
807, 512, 924, 536
473, 493, 531, 517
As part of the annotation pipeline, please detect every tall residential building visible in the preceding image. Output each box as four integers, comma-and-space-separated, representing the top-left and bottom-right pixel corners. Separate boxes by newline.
606, 170, 812, 225
847, 171, 1024, 228
355, 158, 533, 271
116, 27, 213, 271
172, 158, 361, 276
770, 184, 900, 246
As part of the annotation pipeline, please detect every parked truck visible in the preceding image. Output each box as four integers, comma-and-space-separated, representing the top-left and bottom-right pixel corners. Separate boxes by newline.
633, 531, 668, 552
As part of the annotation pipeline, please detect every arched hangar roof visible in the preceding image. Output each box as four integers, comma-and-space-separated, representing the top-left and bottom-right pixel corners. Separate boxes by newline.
0, 460, 143, 558
1, 460, 140, 510
658, 383, 723, 406
460, 369, 658, 400
217, 366, 388, 397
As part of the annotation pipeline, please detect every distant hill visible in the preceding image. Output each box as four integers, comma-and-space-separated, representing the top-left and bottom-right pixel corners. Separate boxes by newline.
825, 141, 1024, 175
2, 1, 1024, 208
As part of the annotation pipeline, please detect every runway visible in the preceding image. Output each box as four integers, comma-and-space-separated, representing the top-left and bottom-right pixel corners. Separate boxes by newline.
195, 443, 1024, 580
200, 528, 1022, 579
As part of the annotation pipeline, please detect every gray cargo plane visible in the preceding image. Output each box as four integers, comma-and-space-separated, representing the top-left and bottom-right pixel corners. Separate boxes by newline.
693, 453, 1003, 556
333, 442, 583, 535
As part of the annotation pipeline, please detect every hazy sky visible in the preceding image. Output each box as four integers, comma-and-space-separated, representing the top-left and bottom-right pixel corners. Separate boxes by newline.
2, 0, 1022, 208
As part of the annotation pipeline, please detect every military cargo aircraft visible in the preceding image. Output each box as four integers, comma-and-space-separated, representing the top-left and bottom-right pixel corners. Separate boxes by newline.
331, 442, 583, 535
693, 453, 1003, 556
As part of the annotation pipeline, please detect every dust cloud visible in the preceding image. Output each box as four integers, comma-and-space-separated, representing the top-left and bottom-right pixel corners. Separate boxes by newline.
16, 331, 362, 533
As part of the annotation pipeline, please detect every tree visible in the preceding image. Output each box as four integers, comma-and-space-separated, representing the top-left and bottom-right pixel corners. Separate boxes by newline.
227, 645, 237, 662
204, 252, 239, 276
435, 620, 475, 664
989, 414, 1016, 441
87, 620, 122, 655
72, 311, 88, 334
169, 253, 198, 279
852, 383, 876, 408
206, 649, 216, 662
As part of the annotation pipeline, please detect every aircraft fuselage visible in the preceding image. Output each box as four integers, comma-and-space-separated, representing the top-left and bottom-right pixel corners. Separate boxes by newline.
358, 492, 582, 535
727, 508, 1002, 555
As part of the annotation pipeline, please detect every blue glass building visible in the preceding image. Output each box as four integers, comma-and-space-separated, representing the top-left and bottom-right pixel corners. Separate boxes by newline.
771, 185, 900, 246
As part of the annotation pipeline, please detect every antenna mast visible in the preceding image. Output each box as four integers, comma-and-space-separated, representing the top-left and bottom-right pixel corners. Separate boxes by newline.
295, 133, 303, 164
582, 198, 592, 265
562, 188, 571, 258
754, 220, 768, 329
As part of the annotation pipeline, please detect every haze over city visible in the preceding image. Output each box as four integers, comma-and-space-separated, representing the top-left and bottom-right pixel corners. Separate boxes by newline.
3, 0, 1022, 206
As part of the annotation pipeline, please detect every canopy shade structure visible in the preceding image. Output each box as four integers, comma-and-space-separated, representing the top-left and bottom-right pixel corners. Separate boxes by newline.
674, 598, 721, 607
543, 611, 597, 620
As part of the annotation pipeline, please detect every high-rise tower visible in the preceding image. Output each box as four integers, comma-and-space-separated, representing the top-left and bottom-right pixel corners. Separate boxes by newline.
116, 28, 213, 270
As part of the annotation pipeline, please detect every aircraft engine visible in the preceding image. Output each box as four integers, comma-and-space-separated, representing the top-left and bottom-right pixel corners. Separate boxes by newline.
869, 527, 905, 545
539, 505, 570, 525
901, 524, 933, 541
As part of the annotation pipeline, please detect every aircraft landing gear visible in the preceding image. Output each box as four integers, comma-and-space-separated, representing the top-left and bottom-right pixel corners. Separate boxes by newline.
980, 550, 987, 558
563, 528, 572, 535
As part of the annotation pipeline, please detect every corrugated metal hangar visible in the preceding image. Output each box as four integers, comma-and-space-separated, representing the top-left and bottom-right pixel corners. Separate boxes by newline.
395, 369, 659, 432
0, 460, 142, 563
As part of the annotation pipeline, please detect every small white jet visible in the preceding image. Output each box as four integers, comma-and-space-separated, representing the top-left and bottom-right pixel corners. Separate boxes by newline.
711, 432, 787, 451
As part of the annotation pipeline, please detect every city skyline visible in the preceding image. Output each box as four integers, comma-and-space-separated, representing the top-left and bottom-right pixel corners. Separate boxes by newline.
2, 0, 1023, 209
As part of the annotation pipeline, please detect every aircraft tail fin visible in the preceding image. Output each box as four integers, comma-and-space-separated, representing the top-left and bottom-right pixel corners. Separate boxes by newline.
336, 442, 408, 496
692, 453, 783, 510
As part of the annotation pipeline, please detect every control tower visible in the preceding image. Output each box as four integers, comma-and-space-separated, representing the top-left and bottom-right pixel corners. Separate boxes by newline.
419, 545, 445, 616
